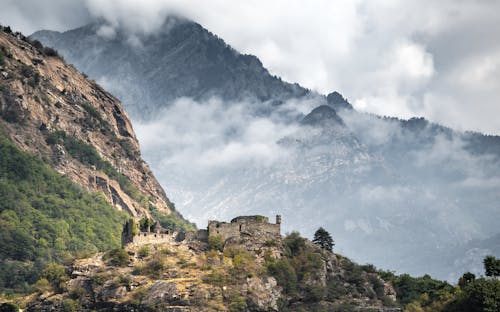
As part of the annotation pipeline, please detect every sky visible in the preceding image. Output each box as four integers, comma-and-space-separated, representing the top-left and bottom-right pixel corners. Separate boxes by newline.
1, 0, 499, 134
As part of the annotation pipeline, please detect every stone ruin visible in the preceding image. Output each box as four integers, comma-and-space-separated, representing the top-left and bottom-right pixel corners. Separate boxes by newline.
121, 215, 282, 249
121, 219, 172, 248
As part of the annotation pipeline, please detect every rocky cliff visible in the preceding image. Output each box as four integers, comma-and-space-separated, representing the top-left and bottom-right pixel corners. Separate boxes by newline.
0, 27, 179, 220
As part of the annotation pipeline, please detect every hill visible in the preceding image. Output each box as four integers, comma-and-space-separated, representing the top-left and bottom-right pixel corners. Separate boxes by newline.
0, 25, 191, 293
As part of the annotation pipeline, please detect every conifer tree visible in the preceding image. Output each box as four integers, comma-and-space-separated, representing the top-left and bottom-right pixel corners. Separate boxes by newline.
312, 227, 334, 252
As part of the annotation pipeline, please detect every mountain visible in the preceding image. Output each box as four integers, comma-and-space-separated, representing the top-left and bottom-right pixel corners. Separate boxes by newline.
31, 17, 308, 119
0, 26, 191, 292
31, 18, 500, 281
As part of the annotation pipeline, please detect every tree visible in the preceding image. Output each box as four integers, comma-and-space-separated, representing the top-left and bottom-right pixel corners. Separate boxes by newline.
484, 256, 500, 278
312, 227, 334, 252
458, 272, 476, 289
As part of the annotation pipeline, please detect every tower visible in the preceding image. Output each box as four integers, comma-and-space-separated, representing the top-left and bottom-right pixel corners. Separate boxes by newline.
276, 215, 282, 225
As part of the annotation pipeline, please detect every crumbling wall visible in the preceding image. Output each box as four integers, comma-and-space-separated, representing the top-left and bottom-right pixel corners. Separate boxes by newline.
126, 232, 173, 248
208, 215, 281, 243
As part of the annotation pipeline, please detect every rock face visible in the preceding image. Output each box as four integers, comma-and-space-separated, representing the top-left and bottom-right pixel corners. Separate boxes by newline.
0, 29, 177, 218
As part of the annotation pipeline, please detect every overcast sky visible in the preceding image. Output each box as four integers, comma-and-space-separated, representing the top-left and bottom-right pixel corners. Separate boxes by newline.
1, 0, 499, 134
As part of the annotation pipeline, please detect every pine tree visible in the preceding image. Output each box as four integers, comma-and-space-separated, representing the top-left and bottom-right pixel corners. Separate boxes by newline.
312, 227, 334, 252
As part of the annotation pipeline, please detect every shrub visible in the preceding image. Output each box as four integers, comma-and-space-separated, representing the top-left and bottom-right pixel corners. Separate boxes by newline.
229, 295, 247, 312
284, 232, 306, 257
69, 286, 87, 299
266, 259, 297, 294
138, 246, 150, 258
105, 249, 129, 267
202, 271, 227, 287
0, 302, 19, 312
41, 263, 68, 292
61, 298, 81, 312
20, 64, 34, 78
133, 258, 165, 278
43, 47, 59, 57
208, 235, 224, 251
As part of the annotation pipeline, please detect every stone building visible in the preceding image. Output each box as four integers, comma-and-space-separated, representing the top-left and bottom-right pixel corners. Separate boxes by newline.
122, 215, 282, 249
121, 219, 172, 248
207, 215, 281, 243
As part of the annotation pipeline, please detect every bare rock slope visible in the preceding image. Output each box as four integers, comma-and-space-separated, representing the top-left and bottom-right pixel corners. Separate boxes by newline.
0, 28, 178, 219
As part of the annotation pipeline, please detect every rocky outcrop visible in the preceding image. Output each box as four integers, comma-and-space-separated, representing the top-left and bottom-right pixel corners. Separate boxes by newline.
0, 29, 178, 219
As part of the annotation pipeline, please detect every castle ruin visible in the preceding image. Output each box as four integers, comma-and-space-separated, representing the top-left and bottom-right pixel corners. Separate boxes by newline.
207, 215, 281, 243
122, 215, 282, 249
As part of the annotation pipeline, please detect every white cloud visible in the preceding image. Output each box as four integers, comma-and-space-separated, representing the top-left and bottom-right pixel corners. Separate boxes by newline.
134, 97, 304, 169
1, 0, 499, 133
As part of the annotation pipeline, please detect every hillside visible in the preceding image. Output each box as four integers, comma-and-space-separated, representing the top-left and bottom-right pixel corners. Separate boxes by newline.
0, 26, 191, 292
0, 26, 188, 220
15, 216, 402, 312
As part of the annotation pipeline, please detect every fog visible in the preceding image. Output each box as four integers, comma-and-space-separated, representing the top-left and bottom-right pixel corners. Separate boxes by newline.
132, 95, 500, 281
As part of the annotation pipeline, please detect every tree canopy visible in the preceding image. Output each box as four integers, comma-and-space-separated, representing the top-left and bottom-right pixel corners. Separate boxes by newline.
312, 227, 334, 252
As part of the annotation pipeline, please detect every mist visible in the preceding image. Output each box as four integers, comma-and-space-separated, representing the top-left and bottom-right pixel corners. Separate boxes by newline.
131, 94, 500, 281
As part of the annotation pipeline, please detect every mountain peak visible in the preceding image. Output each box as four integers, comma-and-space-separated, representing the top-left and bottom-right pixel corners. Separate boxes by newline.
326, 91, 353, 110
301, 105, 345, 126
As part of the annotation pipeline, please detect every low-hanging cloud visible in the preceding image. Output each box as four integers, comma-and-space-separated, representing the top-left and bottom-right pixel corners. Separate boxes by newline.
134, 96, 314, 169
1, 0, 499, 134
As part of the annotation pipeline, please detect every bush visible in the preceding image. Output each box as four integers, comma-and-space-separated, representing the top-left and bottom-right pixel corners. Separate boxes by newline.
138, 246, 150, 258
43, 47, 59, 57
133, 258, 165, 278
41, 263, 68, 292
266, 259, 297, 294
229, 295, 247, 312
0, 302, 19, 312
208, 235, 225, 251
61, 298, 81, 312
105, 249, 129, 267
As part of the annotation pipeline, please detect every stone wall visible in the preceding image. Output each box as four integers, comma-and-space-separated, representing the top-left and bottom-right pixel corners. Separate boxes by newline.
208, 215, 281, 243
126, 232, 173, 248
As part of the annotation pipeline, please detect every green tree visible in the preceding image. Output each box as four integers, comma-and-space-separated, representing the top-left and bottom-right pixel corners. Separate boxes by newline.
312, 227, 334, 252
484, 256, 500, 278
458, 272, 476, 289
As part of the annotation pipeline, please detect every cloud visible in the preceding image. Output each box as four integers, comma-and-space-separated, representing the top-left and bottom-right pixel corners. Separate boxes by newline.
134, 96, 308, 169
1, 0, 499, 134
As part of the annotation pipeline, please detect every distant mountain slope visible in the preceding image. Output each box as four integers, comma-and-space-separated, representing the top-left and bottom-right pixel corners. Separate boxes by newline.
32, 17, 308, 118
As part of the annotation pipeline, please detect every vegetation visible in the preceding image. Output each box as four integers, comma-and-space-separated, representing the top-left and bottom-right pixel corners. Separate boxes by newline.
312, 227, 334, 252
0, 302, 19, 312
104, 249, 130, 267
208, 235, 225, 251
379, 255, 500, 311
149, 203, 195, 232
0, 129, 127, 293
0, 48, 5, 66
484, 255, 500, 278
44, 130, 143, 202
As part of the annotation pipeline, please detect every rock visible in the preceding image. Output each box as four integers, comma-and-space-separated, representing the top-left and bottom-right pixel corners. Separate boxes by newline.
100, 285, 128, 301
142, 281, 180, 307
244, 276, 281, 311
